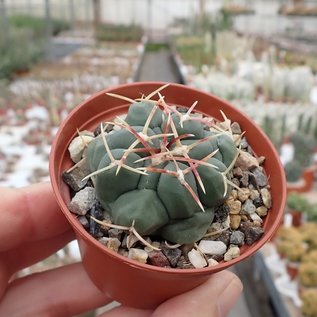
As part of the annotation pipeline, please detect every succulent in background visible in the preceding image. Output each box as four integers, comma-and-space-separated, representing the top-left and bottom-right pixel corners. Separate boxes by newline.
285, 66, 314, 103
84, 85, 240, 244
286, 193, 310, 213
307, 204, 317, 223
301, 289, 317, 317
289, 132, 315, 168
299, 262, 317, 287
276, 240, 305, 262
284, 160, 303, 183
302, 250, 317, 264
276, 225, 303, 243
299, 223, 317, 250
261, 115, 279, 149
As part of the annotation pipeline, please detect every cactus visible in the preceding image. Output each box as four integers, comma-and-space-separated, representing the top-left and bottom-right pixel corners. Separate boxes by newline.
299, 262, 317, 287
284, 160, 303, 183
84, 85, 239, 244
289, 132, 315, 168
301, 289, 317, 317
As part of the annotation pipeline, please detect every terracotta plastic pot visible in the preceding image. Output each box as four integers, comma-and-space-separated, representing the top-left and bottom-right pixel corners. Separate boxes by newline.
289, 210, 304, 227
50, 82, 286, 308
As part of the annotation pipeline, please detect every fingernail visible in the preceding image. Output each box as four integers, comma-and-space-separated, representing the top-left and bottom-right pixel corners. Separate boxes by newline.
217, 276, 243, 317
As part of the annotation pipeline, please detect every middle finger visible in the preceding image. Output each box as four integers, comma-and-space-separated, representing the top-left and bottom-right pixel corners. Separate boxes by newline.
4, 230, 75, 277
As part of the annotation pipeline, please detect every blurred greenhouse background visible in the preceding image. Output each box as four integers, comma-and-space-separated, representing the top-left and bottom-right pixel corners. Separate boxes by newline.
1, 0, 317, 316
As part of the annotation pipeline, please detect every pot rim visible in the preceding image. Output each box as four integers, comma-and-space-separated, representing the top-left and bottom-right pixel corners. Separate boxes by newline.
50, 81, 286, 275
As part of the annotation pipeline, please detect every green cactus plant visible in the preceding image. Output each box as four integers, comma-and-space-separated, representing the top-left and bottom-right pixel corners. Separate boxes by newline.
284, 160, 303, 183
289, 132, 315, 168
83, 85, 239, 245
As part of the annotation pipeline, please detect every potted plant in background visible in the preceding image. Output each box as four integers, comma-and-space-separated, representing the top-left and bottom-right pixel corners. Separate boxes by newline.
300, 222, 317, 251
284, 160, 303, 184
307, 204, 317, 224
49, 82, 286, 308
302, 250, 317, 266
298, 226, 317, 291
286, 193, 310, 227
275, 226, 305, 279
299, 262, 317, 289
275, 225, 303, 246
277, 239, 306, 279
287, 132, 316, 193
301, 289, 317, 317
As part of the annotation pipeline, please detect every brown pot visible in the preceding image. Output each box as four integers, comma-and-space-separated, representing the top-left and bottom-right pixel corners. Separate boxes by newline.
49, 82, 286, 308
303, 167, 315, 191
269, 216, 284, 242
289, 210, 304, 227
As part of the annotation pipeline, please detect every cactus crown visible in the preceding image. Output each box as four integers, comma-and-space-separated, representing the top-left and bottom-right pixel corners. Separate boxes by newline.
84, 85, 240, 244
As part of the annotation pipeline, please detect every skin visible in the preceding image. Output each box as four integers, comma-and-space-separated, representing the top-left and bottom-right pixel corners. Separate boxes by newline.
0, 183, 243, 317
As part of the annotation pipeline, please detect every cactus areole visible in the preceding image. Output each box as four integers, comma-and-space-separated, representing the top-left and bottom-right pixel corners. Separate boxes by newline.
81, 85, 240, 245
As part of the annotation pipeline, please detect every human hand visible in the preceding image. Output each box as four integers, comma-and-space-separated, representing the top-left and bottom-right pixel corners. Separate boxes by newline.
0, 183, 243, 317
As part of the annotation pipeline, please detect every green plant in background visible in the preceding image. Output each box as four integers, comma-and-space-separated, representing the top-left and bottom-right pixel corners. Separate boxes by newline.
0, 29, 45, 79
145, 43, 169, 52
261, 115, 280, 149
300, 113, 317, 147
280, 114, 288, 144
84, 86, 239, 244
286, 193, 311, 212
289, 132, 315, 168
284, 160, 303, 183
307, 204, 317, 223
0, 15, 69, 80
313, 119, 317, 143
304, 116, 313, 135
174, 35, 215, 71
96, 24, 143, 42
172, 10, 249, 72
216, 8, 233, 31
9, 15, 70, 36
285, 194, 317, 227
297, 112, 315, 136
260, 114, 291, 152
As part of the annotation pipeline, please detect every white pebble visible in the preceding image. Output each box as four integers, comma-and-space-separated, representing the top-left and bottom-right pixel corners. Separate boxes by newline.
68, 187, 95, 215
188, 249, 207, 268
223, 216, 230, 228
128, 248, 148, 264
250, 213, 263, 223
198, 240, 227, 255
208, 258, 219, 267
224, 246, 240, 261
99, 237, 121, 252
68, 134, 94, 163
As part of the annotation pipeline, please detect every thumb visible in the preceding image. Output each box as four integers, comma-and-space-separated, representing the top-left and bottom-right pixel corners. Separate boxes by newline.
152, 270, 243, 317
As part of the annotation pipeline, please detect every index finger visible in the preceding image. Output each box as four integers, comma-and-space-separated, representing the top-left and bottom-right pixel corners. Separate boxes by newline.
0, 183, 71, 252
